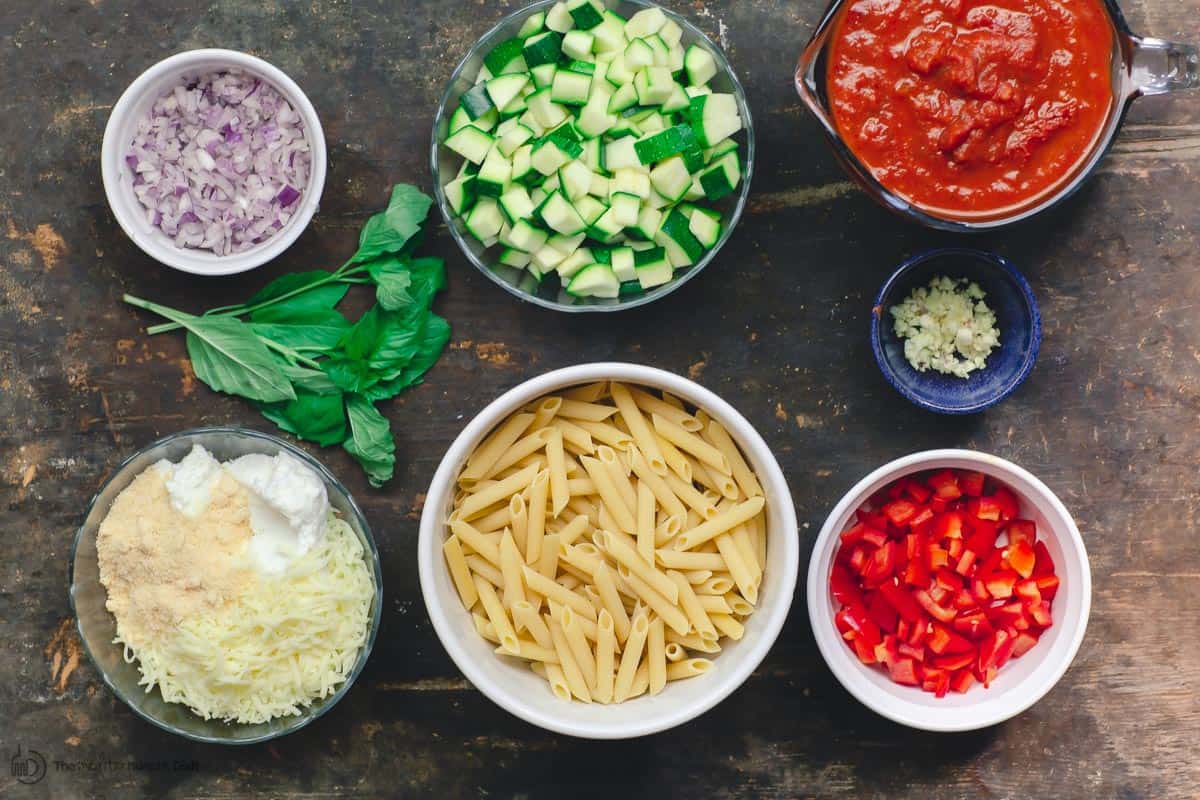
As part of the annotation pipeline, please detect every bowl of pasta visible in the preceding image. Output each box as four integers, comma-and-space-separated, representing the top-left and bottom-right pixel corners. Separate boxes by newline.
417, 363, 799, 738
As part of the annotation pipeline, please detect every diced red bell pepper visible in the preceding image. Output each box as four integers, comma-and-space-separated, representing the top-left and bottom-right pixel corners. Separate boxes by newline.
965, 518, 999, 556
927, 623, 973, 655
955, 549, 977, 576
947, 537, 964, 560
852, 636, 877, 664
867, 591, 899, 633
904, 479, 932, 503
861, 528, 889, 549
1011, 631, 1041, 658
874, 635, 900, 666
889, 657, 920, 686
959, 471, 986, 497
878, 581, 925, 624
929, 585, 952, 605
1007, 538, 1037, 579
1028, 601, 1053, 628
968, 496, 1002, 522
848, 545, 868, 574
903, 556, 931, 589
978, 629, 1014, 674
895, 619, 910, 641
856, 508, 889, 530
898, 642, 926, 662
836, 604, 881, 644
950, 669, 976, 693
952, 589, 977, 610
830, 564, 863, 606
1005, 519, 1036, 545
953, 610, 994, 640
975, 547, 1005, 579
933, 670, 950, 698
932, 652, 975, 671
930, 496, 949, 513
882, 499, 920, 528
1033, 541, 1056, 576
935, 567, 964, 592
862, 540, 898, 584
927, 545, 950, 570
914, 589, 958, 623
927, 470, 962, 500
840, 522, 869, 546
991, 487, 1019, 521
908, 506, 935, 532
932, 511, 965, 541
1034, 574, 1060, 600
1014, 579, 1042, 604
985, 570, 1019, 600
906, 620, 928, 646
970, 578, 991, 603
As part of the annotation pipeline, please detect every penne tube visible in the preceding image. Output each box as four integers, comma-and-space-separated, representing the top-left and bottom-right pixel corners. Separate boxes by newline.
684, 569, 713, 585
451, 520, 501, 567
660, 391, 686, 411
499, 528, 526, 609
592, 561, 632, 642
575, 419, 634, 451
698, 594, 734, 615
542, 662, 572, 701
595, 610, 616, 703
704, 419, 763, 499
458, 464, 540, 520
580, 456, 637, 534
548, 616, 592, 703
647, 616, 667, 696
556, 514, 591, 546
654, 514, 684, 547
710, 613, 745, 640
558, 399, 620, 422
665, 630, 723, 654
628, 386, 703, 432
512, 601, 554, 649
566, 496, 600, 528
550, 418, 596, 454
651, 413, 731, 474
664, 642, 687, 662
557, 572, 582, 591
613, 608, 649, 702
609, 382, 667, 473
752, 512, 767, 569
598, 445, 638, 513
695, 575, 737, 595
525, 470, 550, 565
562, 381, 608, 403
442, 535, 478, 610
508, 494, 528, 554
545, 428, 570, 517
617, 565, 691, 636
464, 554, 503, 587
655, 549, 726, 571
567, 477, 597, 496
628, 660, 650, 699
667, 658, 713, 681
499, 640, 560, 664
471, 503, 512, 534
725, 593, 754, 616
628, 447, 688, 518
636, 480, 656, 562
529, 395, 563, 431
557, 604, 597, 690
560, 541, 605, 576
536, 532, 560, 584
672, 496, 766, 550
461, 413, 536, 481
715, 532, 758, 605
663, 471, 718, 519
473, 611, 501, 645
487, 427, 555, 479
549, 598, 600, 643
668, 569, 718, 641
596, 530, 679, 604
473, 574, 520, 655
522, 566, 597, 621
654, 431, 694, 483
691, 455, 740, 500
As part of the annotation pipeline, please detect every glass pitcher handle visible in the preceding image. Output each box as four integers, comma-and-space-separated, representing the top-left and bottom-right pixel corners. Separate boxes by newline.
1131, 36, 1200, 96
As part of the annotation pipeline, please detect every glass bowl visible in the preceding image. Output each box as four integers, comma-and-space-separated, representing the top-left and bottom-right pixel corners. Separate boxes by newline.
430, 0, 754, 312
69, 428, 382, 744
795, 0, 1199, 231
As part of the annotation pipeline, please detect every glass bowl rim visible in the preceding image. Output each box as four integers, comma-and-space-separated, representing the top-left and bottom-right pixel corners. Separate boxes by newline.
428, 0, 755, 313
68, 426, 384, 745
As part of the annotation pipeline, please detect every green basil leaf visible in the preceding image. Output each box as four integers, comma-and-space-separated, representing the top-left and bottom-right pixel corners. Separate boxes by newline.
368, 306, 428, 374
152, 307, 295, 403
260, 390, 347, 447
405, 257, 448, 307
323, 357, 382, 394
350, 185, 433, 265
251, 315, 350, 351
275, 362, 339, 394
250, 283, 350, 323
368, 262, 414, 310
361, 314, 450, 401
343, 394, 396, 487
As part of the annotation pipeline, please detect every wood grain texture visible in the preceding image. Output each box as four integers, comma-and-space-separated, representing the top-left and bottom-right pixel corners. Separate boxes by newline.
1, 0, 1198, 798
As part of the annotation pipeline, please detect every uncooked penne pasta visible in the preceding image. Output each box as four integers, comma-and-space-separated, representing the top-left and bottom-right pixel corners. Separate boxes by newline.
446, 382, 769, 704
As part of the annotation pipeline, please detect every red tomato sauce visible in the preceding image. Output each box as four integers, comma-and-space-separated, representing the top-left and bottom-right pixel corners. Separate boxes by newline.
826, 0, 1115, 218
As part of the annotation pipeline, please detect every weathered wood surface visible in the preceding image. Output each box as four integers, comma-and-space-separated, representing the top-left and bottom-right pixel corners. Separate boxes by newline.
2, 0, 1199, 797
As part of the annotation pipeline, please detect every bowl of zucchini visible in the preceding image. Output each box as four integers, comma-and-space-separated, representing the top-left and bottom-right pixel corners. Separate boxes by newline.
431, 0, 754, 312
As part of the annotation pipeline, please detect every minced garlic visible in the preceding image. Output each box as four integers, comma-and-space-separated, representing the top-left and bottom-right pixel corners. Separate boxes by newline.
890, 276, 1000, 378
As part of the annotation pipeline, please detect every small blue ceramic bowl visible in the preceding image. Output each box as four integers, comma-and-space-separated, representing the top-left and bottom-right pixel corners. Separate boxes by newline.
870, 249, 1041, 414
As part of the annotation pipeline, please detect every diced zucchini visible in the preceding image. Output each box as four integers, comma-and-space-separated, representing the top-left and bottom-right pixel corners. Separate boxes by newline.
532, 243, 567, 271
633, 246, 672, 288
449, 106, 472, 134
631, 205, 662, 239
610, 192, 640, 227
659, 20, 683, 47
566, 263, 619, 298
445, 125, 494, 165
524, 31, 563, 68
610, 246, 636, 282
499, 185, 535, 223
661, 83, 690, 114
540, 190, 587, 235
607, 83, 639, 114
588, 206, 623, 241
625, 38, 655, 71
557, 248, 593, 279
635, 124, 702, 170
576, 93, 616, 137
476, 148, 512, 196
465, 197, 504, 240
486, 74, 529, 114
573, 195, 607, 225
704, 138, 739, 163
551, 69, 592, 106
549, 232, 587, 254
562, 29, 595, 60
560, 159, 593, 200
685, 84, 712, 98
497, 122, 534, 157
633, 66, 675, 106
527, 88, 570, 128
655, 208, 705, 266
649, 155, 691, 203
461, 83, 494, 119
605, 136, 640, 171
484, 38, 528, 76
612, 167, 651, 199
566, 0, 604, 30
591, 12, 628, 54
589, 171, 611, 197
512, 143, 535, 184
580, 138, 603, 171
688, 207, 722, 248
499, 248, 532, 268
445, 174, 477, 216
626, 7, 666, 38
518, 10, 546, 38
530, 65, 558, 92
508, 218, 549, 252
684, 44, 717, 86
606, 52, 634, 85
699, 151, 741, 200
689, 93, 743, 147
546, 2, 574, 32
644, 35, 670, 67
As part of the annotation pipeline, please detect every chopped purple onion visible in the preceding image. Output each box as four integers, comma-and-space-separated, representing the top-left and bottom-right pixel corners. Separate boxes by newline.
127, 69, 311, 256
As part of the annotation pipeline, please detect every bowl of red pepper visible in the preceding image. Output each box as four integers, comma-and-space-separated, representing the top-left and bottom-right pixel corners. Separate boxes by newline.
807, 450, 1090, 732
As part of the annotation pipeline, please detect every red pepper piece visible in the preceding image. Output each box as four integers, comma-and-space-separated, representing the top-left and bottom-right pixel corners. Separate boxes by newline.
985, 569, 1019, 599
896, 620, 910, 641
935, 567, 964, 592
934, 670, 950, 698
978, 629, 1013, 673
955, 549, 977, 576
1014, 579, 1041, 604
930, 496, 949, 513
927, 470, 962, 500
1012, 631, 1041, 658
908, 506, 935, 532
830, 564, 864, 606
898, 642, 926, 662
1033, 541, 1056, 576
1007, 538, 1037, 579
992, 487, 1019, 521
968, 497, 1002, 521
959, 470, 985, 497
950, 669, 976, 693
927, 623, 973, 655
880, 581, 925, 624
970, 578, 991, 603
953, 610, 994, 640
947, 538, 964, 560
836, 605, 882, 647
889, 657, 920, 686
932, 652, 975, 670
906, 619, 928, 646
840, 522, 869, 545
848, 545, 868, 574
874, 634, 900, 666
856, 508, 889, 530
903, 556, 930, 588
862, 541, 898, 584
952, 589, 977, 610
914, 589, 958, 623
1034, 574, 1060, 600
927, 544, 950, 571
852, 636, 877, 664
1028, 601, 1053, 627
867, 591, 899, 633
861, 528, 889, 549
882, 499, 920, 528
904, 479, 932, 503
965, 518, 999, 556
932, 511, 965, 540
975, 546, 1005, 579
1005, 519, 1037, 546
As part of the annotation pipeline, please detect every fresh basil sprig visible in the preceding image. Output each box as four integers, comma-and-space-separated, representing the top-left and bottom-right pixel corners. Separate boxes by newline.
123, 184, 450, 487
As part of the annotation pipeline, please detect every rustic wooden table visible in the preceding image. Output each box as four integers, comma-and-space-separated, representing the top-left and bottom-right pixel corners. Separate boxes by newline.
3, 1, 1198, 797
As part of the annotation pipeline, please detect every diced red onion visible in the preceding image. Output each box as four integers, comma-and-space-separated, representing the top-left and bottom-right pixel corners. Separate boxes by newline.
127, 69, 311, 256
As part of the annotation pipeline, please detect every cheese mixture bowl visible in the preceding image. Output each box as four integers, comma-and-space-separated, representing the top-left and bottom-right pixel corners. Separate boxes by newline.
417, 363, 799, 738
70, 428, 382, 744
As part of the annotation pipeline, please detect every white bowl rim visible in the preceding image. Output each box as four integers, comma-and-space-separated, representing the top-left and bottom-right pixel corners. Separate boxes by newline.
806, 448, 1092, 732
101, 48, 328, 276
417, 363, 800, 738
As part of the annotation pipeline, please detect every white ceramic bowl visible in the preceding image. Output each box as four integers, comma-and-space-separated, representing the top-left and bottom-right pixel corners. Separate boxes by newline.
808, 449, 1091, 732
101, 49, 327, 276
418, 363, 800, 738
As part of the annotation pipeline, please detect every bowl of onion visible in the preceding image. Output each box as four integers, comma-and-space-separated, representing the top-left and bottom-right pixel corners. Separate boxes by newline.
101, 49, 327, 276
